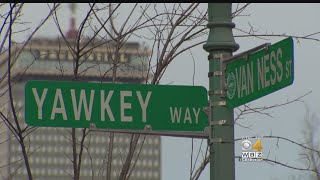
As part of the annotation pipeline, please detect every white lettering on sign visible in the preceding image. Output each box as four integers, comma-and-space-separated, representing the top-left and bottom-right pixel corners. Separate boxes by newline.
257, 57, 264, 90
101, 90, 115, 122
71, 89, 95, 121
51, 89, 67, 120
276, 48, 283, 82
170, 107, 181, 123
285, 61, 293, 79
234, 47, 285, 99
31, 89, 153, 123
170, 107, 201, 124
193, 108, 200, 124
264, 54, 270, 88
270, 51, 277, 85
235, 61, 254, 99
120, 91, 132, 122
184, 108, 192, 124
136, 91, 152, 123
32, 88, 48, 119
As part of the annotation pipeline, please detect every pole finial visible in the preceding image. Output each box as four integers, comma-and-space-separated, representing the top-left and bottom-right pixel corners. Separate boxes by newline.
203, 3, 239, 52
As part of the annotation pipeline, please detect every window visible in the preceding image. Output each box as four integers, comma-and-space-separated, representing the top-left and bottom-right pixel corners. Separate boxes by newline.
59, 51, 67, 60
148, 149, 153, 156
41, 135, 45, 141
154, 149, 159, 156
137, 171, 141, 178
41, 168, 45, 175
48, 50, 58, 59
18, 111, 22, 118
124, 53, 131, 63
30, 157, 34, 163
53, 169, 58, 175
59, 157, 64, 164
48, 157, 52, 163
142, 160, 147, 167
59, 135, 64, 142
67, 51, 74, 61
18, 101, 22, 107
119, 54, 126, 63
153, 160, 159, 167
106, 53, 115, 63
83, 169, 87, 176
41, 158, 46, 164
54, 135, 58, 142
39, 49, 48, 59
31, 49, 40, 59
148, 171, 153, 178
96, 52, 103, 61
48, 147, 52, 153
35, 157, 39, 164
153, 171, 159, 178
95, 148, 100, 154
87, 52, 95, 61
137, 160, 141, 166
42, 146, 46, 153
142, 149, 147, 155
142, 171, 147, 178
53, 157, 57, 164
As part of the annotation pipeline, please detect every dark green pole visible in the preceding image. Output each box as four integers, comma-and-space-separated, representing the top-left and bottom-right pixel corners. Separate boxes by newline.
203, 3, 239, 180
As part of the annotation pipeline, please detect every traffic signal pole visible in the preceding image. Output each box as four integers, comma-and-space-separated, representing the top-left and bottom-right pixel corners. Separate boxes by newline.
203, 3, 239, 180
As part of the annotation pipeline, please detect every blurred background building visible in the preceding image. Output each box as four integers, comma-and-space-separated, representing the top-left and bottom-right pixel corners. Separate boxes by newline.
0, 3, 161, 180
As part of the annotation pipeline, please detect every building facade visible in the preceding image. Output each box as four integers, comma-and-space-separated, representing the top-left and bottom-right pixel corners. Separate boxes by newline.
0, 37, 161, 180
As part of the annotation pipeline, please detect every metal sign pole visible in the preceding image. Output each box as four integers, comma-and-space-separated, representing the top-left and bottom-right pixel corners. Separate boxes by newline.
203, 3, 239, 180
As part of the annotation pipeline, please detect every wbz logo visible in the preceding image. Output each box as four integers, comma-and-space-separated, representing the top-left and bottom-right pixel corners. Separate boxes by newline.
239, 138, 263, 162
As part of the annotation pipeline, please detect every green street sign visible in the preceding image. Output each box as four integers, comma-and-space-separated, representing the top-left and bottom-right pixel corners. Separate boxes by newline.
25, 81, 208, 138
225, 37, 294, 108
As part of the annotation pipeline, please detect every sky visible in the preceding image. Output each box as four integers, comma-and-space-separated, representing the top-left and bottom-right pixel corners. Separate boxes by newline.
6, 3, 320, 180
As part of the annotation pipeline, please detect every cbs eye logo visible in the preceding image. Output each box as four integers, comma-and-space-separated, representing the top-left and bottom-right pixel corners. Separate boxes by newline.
241, 139, 262, 152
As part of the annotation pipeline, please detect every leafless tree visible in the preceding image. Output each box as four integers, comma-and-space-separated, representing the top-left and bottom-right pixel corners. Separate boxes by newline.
49, 3, 209, 180
0, 3, 60, 180
297, 104, 320, 180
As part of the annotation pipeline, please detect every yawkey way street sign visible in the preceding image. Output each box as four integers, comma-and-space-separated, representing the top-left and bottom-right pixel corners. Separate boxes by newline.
225, 37, 294, 108
25, 81, 208, 138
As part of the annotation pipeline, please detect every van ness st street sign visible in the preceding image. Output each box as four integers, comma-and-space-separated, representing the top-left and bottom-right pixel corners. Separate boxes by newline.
225, 37, 294, 108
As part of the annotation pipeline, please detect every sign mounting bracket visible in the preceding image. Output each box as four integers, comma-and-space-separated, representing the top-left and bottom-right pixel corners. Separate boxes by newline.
223, 43, 271, 64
